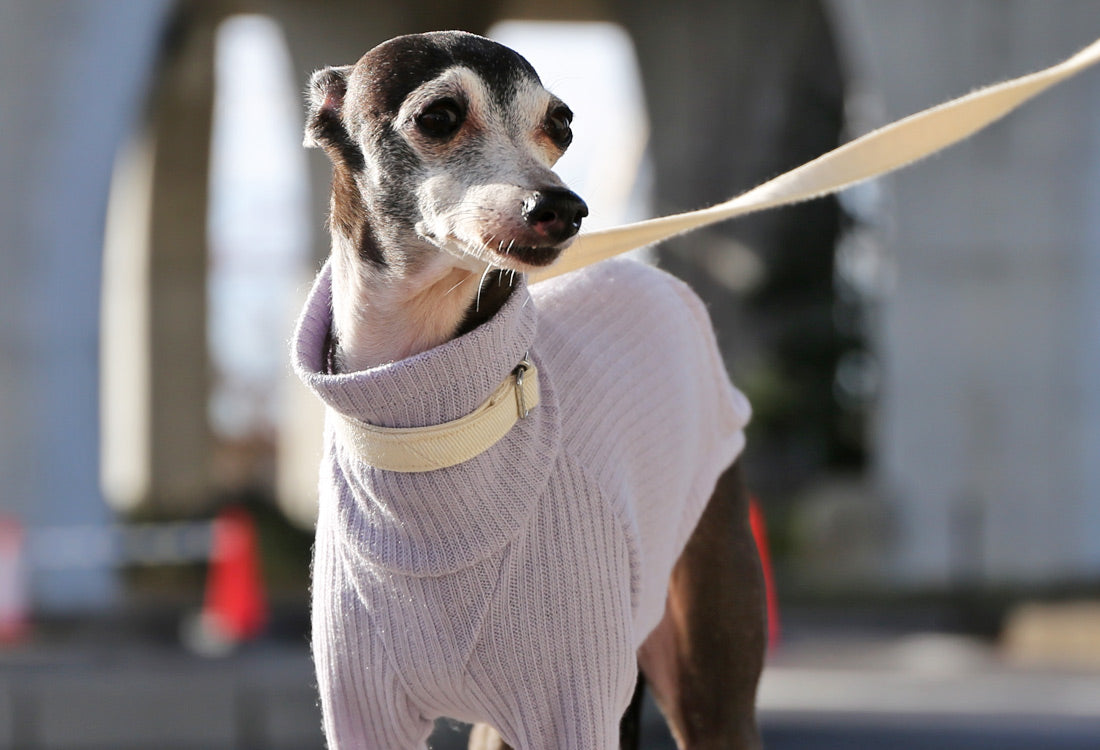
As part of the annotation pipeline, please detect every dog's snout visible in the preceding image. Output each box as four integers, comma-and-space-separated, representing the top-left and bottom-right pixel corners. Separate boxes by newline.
522, 189, 589, 243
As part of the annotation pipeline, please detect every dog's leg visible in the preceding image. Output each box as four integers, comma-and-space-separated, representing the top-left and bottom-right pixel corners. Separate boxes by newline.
638, 460, 766, 750
618, 671, 646, 750
467, 722, 509, 750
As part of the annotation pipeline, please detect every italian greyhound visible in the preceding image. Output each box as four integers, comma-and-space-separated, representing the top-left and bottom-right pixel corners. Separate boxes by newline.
301, 30, 765, 749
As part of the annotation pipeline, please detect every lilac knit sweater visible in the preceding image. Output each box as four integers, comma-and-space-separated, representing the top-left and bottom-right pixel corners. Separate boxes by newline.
293, 258, 750, 749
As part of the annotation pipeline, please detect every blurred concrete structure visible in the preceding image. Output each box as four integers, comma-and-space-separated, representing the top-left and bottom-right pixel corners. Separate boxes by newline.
3, 0, 1100, 618
0, 1, 173, 611
101, 2, 219, 517
832, 0, 1100, 587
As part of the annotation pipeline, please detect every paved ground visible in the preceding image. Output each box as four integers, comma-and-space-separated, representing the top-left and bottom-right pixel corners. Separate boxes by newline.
754, 632, 1100, 750
3, 625, 1099, 749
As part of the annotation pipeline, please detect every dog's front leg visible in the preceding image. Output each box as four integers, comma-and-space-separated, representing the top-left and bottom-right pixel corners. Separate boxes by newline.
468, 722, 508, 750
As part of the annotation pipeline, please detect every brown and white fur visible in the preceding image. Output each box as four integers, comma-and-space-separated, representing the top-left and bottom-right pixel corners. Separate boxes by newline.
304, 30, 766, 750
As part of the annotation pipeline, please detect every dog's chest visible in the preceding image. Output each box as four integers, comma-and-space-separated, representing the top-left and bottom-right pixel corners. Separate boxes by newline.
318, 447, 636, 715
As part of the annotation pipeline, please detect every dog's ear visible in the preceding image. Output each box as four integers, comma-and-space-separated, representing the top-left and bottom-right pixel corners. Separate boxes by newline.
305, 65, 351, 147
304, 65, 364, 170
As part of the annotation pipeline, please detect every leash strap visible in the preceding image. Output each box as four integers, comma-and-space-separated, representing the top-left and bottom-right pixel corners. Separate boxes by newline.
532, 36, 1100, 282
334, 358, 539, 473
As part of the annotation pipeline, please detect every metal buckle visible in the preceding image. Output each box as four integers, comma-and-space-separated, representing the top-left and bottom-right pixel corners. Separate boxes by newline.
513, 355, 531, 419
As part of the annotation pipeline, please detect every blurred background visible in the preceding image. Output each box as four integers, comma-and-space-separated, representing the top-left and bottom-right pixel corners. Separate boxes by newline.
2, 0, 1100, 748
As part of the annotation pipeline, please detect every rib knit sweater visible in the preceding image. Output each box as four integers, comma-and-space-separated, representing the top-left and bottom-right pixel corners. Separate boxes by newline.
293, 257, 751, 750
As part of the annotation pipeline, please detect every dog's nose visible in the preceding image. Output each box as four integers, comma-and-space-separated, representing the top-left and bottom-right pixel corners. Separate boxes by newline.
522, 189, 589, 242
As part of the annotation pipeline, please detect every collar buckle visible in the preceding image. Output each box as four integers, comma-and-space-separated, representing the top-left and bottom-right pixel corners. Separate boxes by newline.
513, 355, 532, 419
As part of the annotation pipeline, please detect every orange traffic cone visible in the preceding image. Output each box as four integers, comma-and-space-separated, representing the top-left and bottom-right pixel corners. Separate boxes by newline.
749, 498, 780, 649
0, 516, 29, 644
201, 506, 267, 645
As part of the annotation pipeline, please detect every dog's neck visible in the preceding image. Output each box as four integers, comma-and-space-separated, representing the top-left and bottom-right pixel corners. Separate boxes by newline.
328, 228, 513, 373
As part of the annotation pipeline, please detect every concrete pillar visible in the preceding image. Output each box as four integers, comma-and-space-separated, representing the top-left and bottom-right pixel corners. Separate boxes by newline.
0, 1, 172, 611
102, 2, 228, 516
833, 0, 1100, 586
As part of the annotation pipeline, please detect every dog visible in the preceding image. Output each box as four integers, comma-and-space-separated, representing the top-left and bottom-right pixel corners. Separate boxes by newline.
293, 31, 766, 750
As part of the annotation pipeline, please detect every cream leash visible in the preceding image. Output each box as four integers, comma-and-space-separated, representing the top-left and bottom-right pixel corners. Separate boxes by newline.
345, 36, 1100, 473
533, 36, 1100, 282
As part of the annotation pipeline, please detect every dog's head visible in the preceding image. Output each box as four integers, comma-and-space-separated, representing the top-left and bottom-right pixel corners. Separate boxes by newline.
305, 31, 587, 272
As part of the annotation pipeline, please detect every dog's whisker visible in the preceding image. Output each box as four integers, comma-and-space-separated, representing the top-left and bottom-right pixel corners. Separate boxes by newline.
442, 275, 472, 298
476, 262, 495, 312
476, 236, 497, 265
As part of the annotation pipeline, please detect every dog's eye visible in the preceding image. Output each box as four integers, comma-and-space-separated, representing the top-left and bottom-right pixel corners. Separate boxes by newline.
544, 106, 573, 148
416, 98, 464, 138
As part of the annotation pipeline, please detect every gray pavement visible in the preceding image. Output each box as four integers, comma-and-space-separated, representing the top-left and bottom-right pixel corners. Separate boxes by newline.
0, 639, 323, 749
2, 628, 1099, 749
755, 633, 1100, 750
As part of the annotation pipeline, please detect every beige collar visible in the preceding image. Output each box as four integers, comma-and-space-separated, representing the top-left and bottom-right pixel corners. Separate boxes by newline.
333, 357, 539, 472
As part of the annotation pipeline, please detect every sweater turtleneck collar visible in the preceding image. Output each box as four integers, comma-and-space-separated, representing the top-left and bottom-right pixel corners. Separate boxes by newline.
293, 260, 538, 429
293, 260, 560, 577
